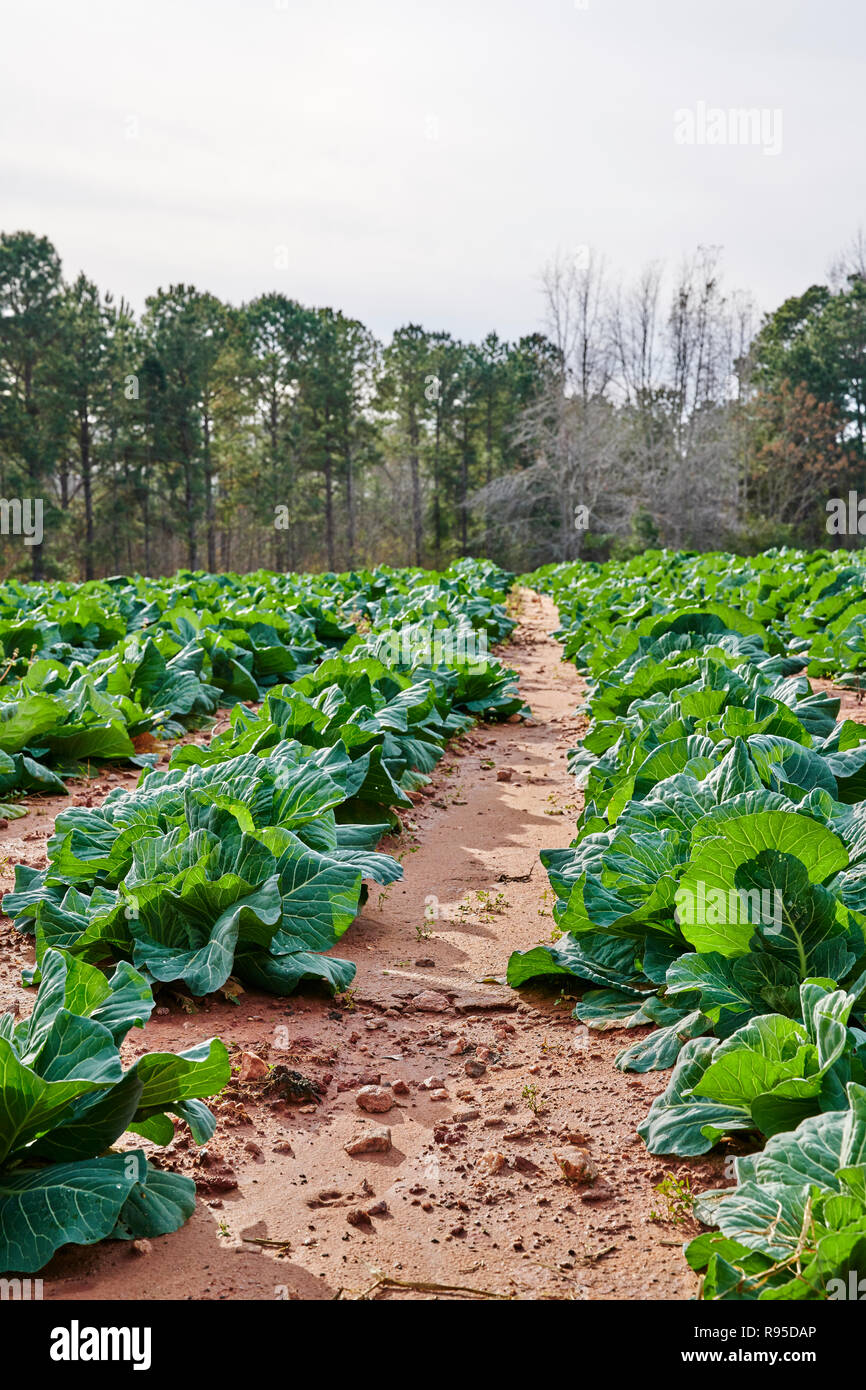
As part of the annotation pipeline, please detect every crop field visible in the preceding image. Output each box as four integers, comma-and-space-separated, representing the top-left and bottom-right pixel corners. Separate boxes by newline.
511, 548, 866, 1299
2, 546, 866, 1307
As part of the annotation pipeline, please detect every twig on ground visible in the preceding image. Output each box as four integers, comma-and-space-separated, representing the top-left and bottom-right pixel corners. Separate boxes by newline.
336, 1273, 513, 1301
497, 864, 535, 883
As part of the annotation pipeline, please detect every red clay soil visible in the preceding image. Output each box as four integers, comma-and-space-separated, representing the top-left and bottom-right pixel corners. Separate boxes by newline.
0, 591, 747, 1302
811, 676, 866, 721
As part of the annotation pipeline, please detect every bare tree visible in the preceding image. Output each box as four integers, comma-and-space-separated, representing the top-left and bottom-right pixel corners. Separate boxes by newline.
541, 249, 614, 400
482, 245, 762, 560
472, 384, 632, 565
612, 260, 663, 403
829, 227, 866, 288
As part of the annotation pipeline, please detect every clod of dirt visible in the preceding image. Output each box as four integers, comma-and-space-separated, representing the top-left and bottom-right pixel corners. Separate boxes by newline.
357, 1085, 394, 1113
556, 1151, 598, 1185
238, 1051, 269, 1082
195, 1166, 239, 1195
347, 1208, 373, 1228
212, 1098, 254, 1127
478, 1150, 507, 1175
345, 1126, 392, 1155
260, 1066, 322, 1104
413, 991, 451, 1012
496, 768, 512, 782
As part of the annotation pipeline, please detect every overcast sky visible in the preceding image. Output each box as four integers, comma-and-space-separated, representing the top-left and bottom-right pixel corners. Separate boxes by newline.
2, 0, 864, 341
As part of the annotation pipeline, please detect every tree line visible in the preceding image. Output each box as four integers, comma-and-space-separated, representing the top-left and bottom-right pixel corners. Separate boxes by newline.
1, 228, 864, 580
0, 231, 555, 580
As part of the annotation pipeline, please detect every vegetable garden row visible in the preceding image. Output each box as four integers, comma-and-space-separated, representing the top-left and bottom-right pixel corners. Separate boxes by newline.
0, 560, 523, 1274
5, 543, 866, 1299
509, 547, 866, 1300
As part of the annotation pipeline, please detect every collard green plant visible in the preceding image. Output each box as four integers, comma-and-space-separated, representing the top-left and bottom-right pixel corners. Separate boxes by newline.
0, 948, 229, 1272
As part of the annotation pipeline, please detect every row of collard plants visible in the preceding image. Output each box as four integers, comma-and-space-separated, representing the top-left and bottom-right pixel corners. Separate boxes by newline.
0, 559, 524, 1273
508, 546, 866, 1300
0, 561, 515, 810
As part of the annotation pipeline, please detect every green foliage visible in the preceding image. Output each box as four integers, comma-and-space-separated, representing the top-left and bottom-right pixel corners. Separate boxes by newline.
509, 547, 866, 1300
687, 1082, 866, 1299
0, 232, 558, 578
0, 561, 522, 801
0, 947, 228, 1272
3, 560, 524, 995
0, 556, 524, 1272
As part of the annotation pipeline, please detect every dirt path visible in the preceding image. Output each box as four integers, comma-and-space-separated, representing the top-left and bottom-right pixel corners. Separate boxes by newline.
0, 590, 705, 1301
